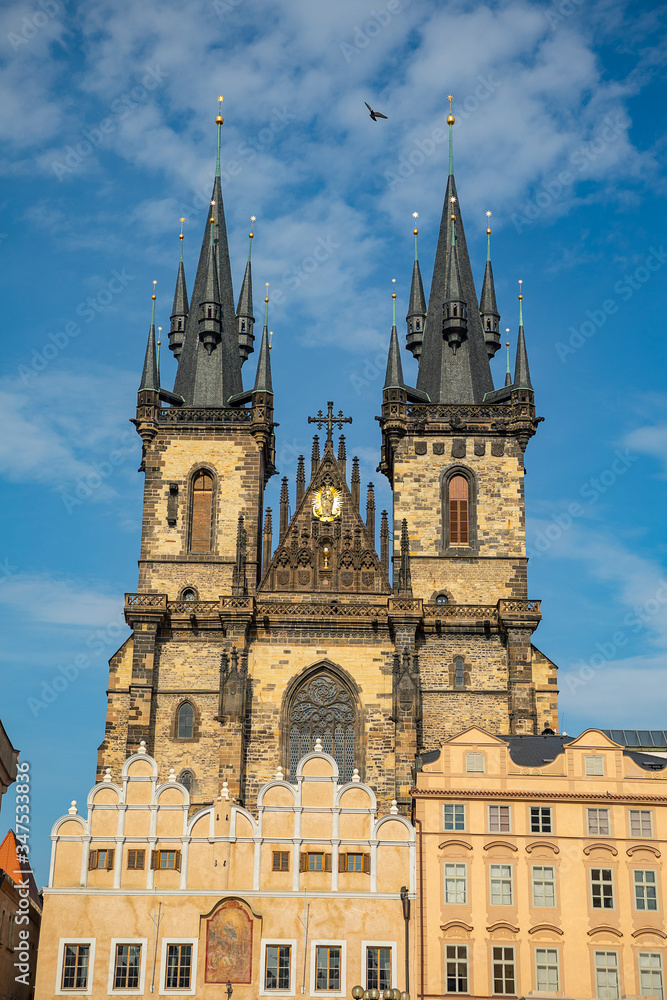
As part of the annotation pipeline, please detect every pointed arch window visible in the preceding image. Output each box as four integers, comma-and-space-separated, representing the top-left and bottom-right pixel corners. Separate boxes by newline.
179, 770, 193, 793
177, 703, 194, 740
190, 471, 213, 553
288, 671, 356, 783
449, 475, 469, 545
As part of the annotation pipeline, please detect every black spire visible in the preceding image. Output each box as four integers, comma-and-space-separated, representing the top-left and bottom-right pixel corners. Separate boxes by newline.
384, 322, 405, 390
479, 221, 500, 359
252, 292, 272, 394
236, 227, 255, 365
442, 214, 468, 354
198, 233, 222, 356
139, 288, 159, 392
168, 223, 189, 360
173, 112, 243, 407
416, 111, 494, 403
406, 226, 427, 360
514, 288, 533, 390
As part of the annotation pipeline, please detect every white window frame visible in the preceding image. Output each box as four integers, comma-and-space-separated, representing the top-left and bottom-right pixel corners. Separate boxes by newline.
260, 938, 297, 997
590, 868, 615, 910
531, 865, 556, 907
443, 803, 466, 832
361, 941, 397, 993
56, 938, 96, 996
310, 940, 346, 998
594, 950, 620, 1000
587, 808, 610, 836
585, 755, 605, 776
629, 809, 654, 838
534, 947, 559, 993
634, 870, 659, 912
160, 938, 198, 996
490, 864, 513, 906
639, 952, 664, 1000
488, 804, 511, 834
107, 938, 147, 995
492, 945, 516, 996
530, 806, 552, 834
444, 863, 468, 904
445, 943, 469, 994
465, 753, 485, 773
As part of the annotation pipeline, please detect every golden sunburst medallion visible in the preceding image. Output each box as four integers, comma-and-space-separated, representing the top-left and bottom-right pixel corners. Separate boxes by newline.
312, 485, 342, 522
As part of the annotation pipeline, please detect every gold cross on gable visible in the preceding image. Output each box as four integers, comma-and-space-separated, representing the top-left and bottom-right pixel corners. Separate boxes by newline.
308, 401, 352, 445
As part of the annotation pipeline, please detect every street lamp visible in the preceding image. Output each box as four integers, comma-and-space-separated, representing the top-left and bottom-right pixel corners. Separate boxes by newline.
352, 987, 408, 1000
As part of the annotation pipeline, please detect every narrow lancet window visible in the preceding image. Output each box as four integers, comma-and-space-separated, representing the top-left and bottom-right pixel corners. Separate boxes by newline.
449, 475, 469, 545
190, 471, 213, 552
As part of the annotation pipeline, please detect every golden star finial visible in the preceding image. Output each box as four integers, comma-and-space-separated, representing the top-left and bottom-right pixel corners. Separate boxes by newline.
251, 215, 256, 222
448, 95, 453, 108
486, 210, 492, 218
412, 211, 419, 218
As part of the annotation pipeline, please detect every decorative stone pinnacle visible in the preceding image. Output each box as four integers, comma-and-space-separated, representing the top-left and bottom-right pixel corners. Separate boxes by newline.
168, 768, 176, 782
314, 737, 323, 752
220, 780, 230, 800
138, 740, 147, 755
275, 765, 284, 780
68, 801, 78, 815
390, 799, 399, 814
352, 769, 361, 783
104, 768, 112, 782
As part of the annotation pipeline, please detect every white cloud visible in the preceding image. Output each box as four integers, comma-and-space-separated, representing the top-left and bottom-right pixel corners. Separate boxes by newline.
624, 424, 667, 477
0, 571, 124, 627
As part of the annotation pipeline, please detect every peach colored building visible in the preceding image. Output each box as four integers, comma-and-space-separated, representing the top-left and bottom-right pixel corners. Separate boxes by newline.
413, 727, 667, 1000
35, 743, 415, 999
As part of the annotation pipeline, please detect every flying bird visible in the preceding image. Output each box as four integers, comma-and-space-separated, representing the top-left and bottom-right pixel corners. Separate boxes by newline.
365, 102, 388, 122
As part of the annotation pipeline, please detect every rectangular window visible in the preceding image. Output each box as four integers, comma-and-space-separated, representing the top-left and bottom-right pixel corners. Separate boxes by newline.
587, 809, 610, 836
591, 868, 614, 909
127, 850, 145, 870
530, 807, 552, 834
595, 951, 619, 1000
444, 804, 466, 832
444, 864, 467, 904
465, 753, 485, 773
531, 866, 556, 907
165, 944, 192, 990
445, 945, 468, 993
535, 948, 559, 992
300, 852, 333, 873
366, 947, 392, 991
635, 870, 658, 911
639, 953, 664, 1000
272, 852, 290, 872
489, 805, 511, 833
114, 944, 142, 990
151, 850, 182, 871
585, 756, 605, 776
88, 848, 114, 870
265, 945, 291, 990
492, 946, 515, 995
338, 853, 370, 874
490, 865, 513, 906
62, 944, 90, 990
629, 810, 653, 837
315, 946, 341, 991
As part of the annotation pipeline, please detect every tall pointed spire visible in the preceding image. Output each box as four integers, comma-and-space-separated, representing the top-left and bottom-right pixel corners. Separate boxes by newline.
139, 282, 160, 391
480, 211, 501, 359
416, 97, 494, 403
385, 280, 406, 389
504, 331, 512, 387
252, 284, 273, 393
198, 212, 222, 355
442, 209, 468, 354
514, 281, 533, 390
236, 217, 256, 365
169, 219, 189, 360
406, 216, 427, 360
173, 97, 243, 406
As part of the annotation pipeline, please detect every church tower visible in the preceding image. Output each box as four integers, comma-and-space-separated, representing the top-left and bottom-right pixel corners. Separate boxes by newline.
97, 101, 557, 821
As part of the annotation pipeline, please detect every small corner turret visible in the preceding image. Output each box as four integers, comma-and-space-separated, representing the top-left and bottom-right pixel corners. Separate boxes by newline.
480, 212, 501, 359
406, 219, 427, 360
236, 218, 256, 364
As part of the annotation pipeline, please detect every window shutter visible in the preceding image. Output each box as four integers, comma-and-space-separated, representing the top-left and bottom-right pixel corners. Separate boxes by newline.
174, 851, 182, 872
299, 852, 307, 873
106, 849, 115, 870
324, 853, 332, 873
136, 849, 145, 869
338, 854, 345, 873
363, 853, 371, 875
88, 850, 98, 871
151, 851, 159, 870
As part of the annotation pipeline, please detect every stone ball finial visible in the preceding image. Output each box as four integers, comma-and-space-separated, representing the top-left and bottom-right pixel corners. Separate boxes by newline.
168, 768, 176, 782
352, 769, 361, 783
275, 766, 284, 780
138, 741, 147, 755
390, 799, 399, 814
68, 801, 78, 815
314, 737, 323, 753
220, 780, 230, 801
104, 768, 112, 782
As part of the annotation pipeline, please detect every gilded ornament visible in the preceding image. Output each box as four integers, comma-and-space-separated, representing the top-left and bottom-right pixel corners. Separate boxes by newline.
312, 485, 342, 522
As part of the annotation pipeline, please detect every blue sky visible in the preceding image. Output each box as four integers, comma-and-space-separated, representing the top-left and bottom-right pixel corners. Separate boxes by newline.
1, 0, 666, 885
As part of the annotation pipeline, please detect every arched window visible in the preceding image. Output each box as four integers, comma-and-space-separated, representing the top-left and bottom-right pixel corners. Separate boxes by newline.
179, 770, 193, 793
182, 588, 196, 602
288, 671, 356, 783
454, 657, 464, 688
436, 593, 449, 606
449, 475, 469, 545
177, 703, 194, 740
190, 471, 213, 553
